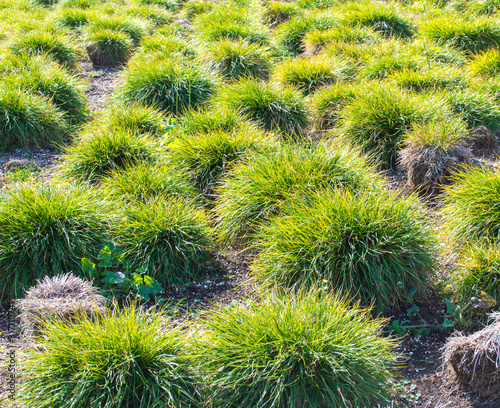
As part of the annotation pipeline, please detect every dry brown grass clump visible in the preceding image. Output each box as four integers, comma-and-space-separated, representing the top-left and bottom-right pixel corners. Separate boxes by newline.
399, 120, 472, 192
15, 273, 106, 335
468, 125, 497, 150
443, 312, 500, 401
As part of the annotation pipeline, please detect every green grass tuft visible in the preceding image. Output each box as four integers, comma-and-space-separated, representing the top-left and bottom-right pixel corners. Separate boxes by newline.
445, 89, 500, 130
205, 39, 271, 81
112, 196, 213, 285
273, 55, 350, 96
252, 188, 436, 311
18, 304, 201, 408
167, 128, 275, 197
10, 31, 79, 70
452, 241, 500, 319
85, 28, 133, 66
60, 127, 162, 183
218, 78, 309, 140
196, 289, 400, 407
0, 182, 110, 302
214, 141, 379, 243
102, 161, 199, 204
0, 83, 69, 152
423, 16, 500, 53
441, 166, 500, 243
117, 57, 216, 115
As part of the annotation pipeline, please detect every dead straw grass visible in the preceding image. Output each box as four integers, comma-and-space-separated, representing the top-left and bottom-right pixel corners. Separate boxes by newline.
15, 273, 106, 336
443, 312, 500, 401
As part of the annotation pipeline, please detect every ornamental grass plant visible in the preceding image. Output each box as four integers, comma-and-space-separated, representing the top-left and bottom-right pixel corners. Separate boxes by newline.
217, 78, 309, 139
112, 196, 213, 285
117, 57, 217, 115
441, 166, 500, 243
0, 182, 109, 302
60, 127, 163, 183
251, 188, 436, 311
196, 289, 400, 408
18, 304, 201, 408
85, 28, 134, 66
214, 141, 379, 243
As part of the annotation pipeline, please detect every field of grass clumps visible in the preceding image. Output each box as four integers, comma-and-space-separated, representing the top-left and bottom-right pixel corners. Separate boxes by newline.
1, 0, 500, 406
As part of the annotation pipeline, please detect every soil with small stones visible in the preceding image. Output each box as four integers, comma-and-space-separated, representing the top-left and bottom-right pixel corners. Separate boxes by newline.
80, 61, 122, 113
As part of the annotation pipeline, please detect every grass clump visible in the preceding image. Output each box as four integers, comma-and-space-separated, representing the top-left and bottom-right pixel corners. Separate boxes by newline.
53, 7, 90, 28
167, 128, 275, 196
310, 82, 358, 129
452, 241, 500, 319
252, 189, 435, 311
214, 142, 379, 243
85, 28, 133, 66
218, 78, 309, 140
196, 12, 270, 46
340, 83, 434, 167
205, 39, 271, 81
196, 289, 400, 408
262, 1, 298, 27
88, 15, 146, 45
344, 2, 415, 39
390, 67, 467, 92
102, 162, 199, 204
441, 166, 500, 243
0, 84, 69, 152
113, 197, 213, 284
18, 305, 201, 408
275, 13, 337, 54
140, 0, 180, 10
60, 127, 162, 184
3, 56, 87, 124
423, 16, 500, 54
0, 182, 109, 302
469, 49, 500, 76
445, 89, 500, 130
184, 0, 213, 19
180, 108, 244, 135
117, 58, 216, 115
303, 25, 378, 55
10, 31, 78, 70
102, 103, 171, 137
399, 119, 471, 192
273, 55, 350, 96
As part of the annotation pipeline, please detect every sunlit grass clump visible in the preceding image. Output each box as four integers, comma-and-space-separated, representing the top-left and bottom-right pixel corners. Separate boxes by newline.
196, 289, 400, 408
340, 83, 434, 167
273, 55, 349, 96
85, 28, 133, 66
423, 16, 500, 54
3, 55, 87, 124
0, 183, 109, 302
88, 15, 146, 45
205, 39, 271, 80
390, 66, 466, 92
102, 103, 170, 137
60, 127, 162, 183
113, 197, 213, 284
452, 241, 500, 319
262, 0, 298, 27
102, 162, 199, 204
218, 78, 309, 139
117, 58, 216, 115
344, 2, 415, 39
0, 84, 69, 151
167, 128, 274, 196
252, 189, 435, 311
445, 89, 500, 130
469, 49, 500, 76
54, 7, 90, 28
441, 166, 500, 243
311, 82, 358, 129
19, 305, 201, 408
10, 31, 79, 70
180, 108, 244, 135
215, 142, 379, 243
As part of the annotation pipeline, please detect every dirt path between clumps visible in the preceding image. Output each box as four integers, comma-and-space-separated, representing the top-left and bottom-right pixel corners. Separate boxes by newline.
81, 61, 122, 113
